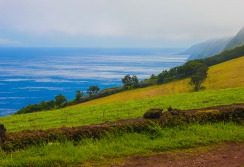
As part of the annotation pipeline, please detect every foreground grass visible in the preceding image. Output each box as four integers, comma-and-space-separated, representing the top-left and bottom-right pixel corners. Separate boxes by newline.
0, 122, 243, 167
1, 87, 244, 132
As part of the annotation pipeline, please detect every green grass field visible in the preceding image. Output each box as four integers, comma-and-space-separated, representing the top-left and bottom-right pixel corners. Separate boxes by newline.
0, 87, 243, 132
1, 122, 243, 167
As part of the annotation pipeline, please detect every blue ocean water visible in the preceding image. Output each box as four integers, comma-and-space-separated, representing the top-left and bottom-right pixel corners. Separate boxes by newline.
0, 48, 188, 116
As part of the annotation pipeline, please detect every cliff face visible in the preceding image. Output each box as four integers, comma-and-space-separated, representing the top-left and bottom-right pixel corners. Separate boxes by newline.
183, 38, 230, 60
224, 27, 244, 50
184, 27, 244, 60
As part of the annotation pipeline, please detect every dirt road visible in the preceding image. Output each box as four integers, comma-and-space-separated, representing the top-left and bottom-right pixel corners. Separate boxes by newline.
111, 142, 244, 167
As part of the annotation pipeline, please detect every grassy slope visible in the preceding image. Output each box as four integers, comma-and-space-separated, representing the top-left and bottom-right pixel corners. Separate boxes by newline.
78, 56, 244, 106
203, 56, 244, 89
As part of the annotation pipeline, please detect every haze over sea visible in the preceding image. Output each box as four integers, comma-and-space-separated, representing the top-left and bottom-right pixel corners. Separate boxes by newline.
0, 48, 188, 116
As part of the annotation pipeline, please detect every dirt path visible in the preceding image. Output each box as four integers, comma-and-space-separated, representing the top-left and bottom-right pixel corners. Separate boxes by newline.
110, 142, 244, 167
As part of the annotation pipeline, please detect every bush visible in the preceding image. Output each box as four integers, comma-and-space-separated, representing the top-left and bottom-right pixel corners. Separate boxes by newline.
86, 86, 100, 96
122, 75, 139, 89
0, 124, 6, 145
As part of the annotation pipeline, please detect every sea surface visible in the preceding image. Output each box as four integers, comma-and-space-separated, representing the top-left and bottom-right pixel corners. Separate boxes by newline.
0, 48, 188, 116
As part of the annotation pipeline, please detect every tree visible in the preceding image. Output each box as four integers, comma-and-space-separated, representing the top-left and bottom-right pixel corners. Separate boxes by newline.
150, 74, 157, 80
39, 101, 48, 110
55, 94, 67, 108
86, 86, 100, 96
75, 90, 83, 102
157, 70, 167, 84
122, 75, 139, 89
190, 63, 208, 91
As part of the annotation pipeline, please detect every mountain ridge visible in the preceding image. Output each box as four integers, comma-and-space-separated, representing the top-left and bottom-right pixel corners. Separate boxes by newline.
182, 38, 231, 60
224, 27, 244, 50
185, 27, 244, 60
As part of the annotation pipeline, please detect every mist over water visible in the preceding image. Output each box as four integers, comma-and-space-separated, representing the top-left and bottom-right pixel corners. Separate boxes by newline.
0, 48, 188, 116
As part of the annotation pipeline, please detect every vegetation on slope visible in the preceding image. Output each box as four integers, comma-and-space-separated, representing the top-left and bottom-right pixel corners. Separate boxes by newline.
200, 44, 244, 66
71, 57, 244, 106
156, 45, 244, 85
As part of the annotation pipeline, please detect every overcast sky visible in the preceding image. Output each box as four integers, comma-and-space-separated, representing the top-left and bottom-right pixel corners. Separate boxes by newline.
0, 0, 243, 48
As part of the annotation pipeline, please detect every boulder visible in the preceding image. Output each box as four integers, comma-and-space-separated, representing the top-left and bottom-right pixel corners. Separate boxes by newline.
0, 124, 6, 144
143, 108, 163, 119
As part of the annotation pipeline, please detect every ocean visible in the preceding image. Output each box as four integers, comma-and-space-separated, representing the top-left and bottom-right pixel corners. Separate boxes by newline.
0, 48, 188, 116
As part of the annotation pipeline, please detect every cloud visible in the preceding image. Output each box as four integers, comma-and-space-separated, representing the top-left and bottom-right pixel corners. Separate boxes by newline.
0, 0, 244, 47
0, 37, 21, 45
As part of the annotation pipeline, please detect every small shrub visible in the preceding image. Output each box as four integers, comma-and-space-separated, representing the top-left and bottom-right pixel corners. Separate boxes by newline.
168, 106, 173, 111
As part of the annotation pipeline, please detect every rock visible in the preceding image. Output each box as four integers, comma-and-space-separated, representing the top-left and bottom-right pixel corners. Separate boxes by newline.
168, 106, 173, 111
169, 109, 183, 116
143, 108, 163, 119
0, 124, 6, 144
170, 110, 180, 115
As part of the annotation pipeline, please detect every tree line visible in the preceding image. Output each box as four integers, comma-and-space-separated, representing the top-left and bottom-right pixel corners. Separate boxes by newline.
16, 86, 100, 114
156, 60, 208, 90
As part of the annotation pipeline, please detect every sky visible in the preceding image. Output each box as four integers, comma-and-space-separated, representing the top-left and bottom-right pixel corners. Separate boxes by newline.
0, 0, 243, 48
